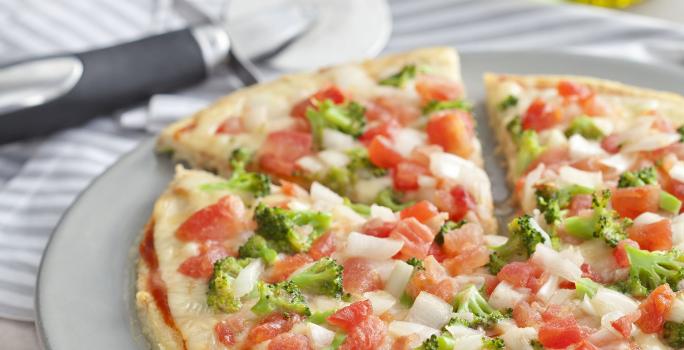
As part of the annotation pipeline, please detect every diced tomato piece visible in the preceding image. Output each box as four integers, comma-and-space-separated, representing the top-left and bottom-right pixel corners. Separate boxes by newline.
280, 180, 307, 197
513, 301, 542, 327
215, 316, 246, 346
290, 86, 346, 119
215, 117, 244, 135
538, 315, 583, 348
339, 315, 387, 350
611, 311, 641, 339
522, 98, 563, 132
399, 200, 439, 223
557, 80, 591, 99
361, 218, 397, 238
580, 95, 609, 116
407, 256, 458, 303
427, 242, 448, 262
636, 284, 676, 333
568, 194, 593, 217
415, 75, 462, 103
664, 174, 684, 213
392, 161, 429, 191
497, 261, 546, 292
177, 243, 229, 279
442, 223, 490, 275
426, 111, 474, 158
342, 258, 383, 294
614, 239, 639, 268
389, 217, 435, 260
601, 134, 621, 154
327, 300, 373, 332
247, 313, 304, 345
483, 275, 500, 296
368, 136, 404, 169
359, 119, 400, 146
176, 196, 246, 242
268, 333, 313, 350
309, 232, 335, 260
628, 219, 672, 251
580, 263, 605, 284
366, 96, 421, 126
266, 254, 313, 283
611, 185, 660, 219
446, 185, 476, 222
259, 131, 313, 177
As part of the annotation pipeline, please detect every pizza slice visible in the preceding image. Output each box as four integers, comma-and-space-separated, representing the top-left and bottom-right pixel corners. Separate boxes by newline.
158, 48, 496, 232
484, 74, 684, 349
136, 166, 505, 349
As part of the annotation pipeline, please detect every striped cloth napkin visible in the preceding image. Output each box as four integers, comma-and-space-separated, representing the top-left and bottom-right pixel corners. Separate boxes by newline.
1, 0, 684, 322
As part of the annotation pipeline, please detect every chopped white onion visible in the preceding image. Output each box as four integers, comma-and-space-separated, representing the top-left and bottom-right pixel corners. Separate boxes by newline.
484, 234, 508, 247
385, 260, 414, 297
306, 322, 336, 348
500, 326, 538, 350
444, 324, 484, 350
667, 295, 684, 322
633, 212, 664, 226
318, 149, 350, 168
568, 134, 607, 161
181, 242, 200, 257
353, 177, 392, 203
621, 132, 680, 153
406, 292, 453, 329
633, 329, 669, 348
522, 164, 545, 213
669, 161, 684, 184
296, 156, 326, 174
363, 291, 397, 315
332, 205, 366, 226
310, 182, 344, 205
344, 232, 403, 260
489, 281, 527, 310
393, 128, 426, 157
535, 275, 559, 303
234, 259, 263, 297
493, 81, 523, 105
371, 259, 397, 283
287, 200, 311, 212
599, 153, 633, 174
388, 321, 439, 343
445, 322, 483, 338
591, 287, 639, 316
531, 244, 582, 282
429, 152, 492, 205
370, 204, 396, 221
417, 175, 437, 188
558, 165, 603, 189
322, 128, 356, 150
539, 129, 568, 150
601, 311, 628, 338
592, 118, 614, 136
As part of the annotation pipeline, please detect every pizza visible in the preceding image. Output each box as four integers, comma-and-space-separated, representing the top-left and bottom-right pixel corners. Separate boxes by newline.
484, 74, 684, 349
158, 47, 496, 233
136, 47, 684, 350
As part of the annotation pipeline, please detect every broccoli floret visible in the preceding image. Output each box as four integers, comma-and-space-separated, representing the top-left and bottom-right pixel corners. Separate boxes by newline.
253, 203, 332, 254
498, 95, 519, 112
515, 130, 545, 175
564, 116, 604, 140
575, 277, 601, 298
289, 258, 343, 297
251, 280, 311, 316
346, 147, 387, 178
617, 166, 658, 188
530, 339, 545, 350
663, 321, 684, 348
238, 235, 278, 265
435, 220, 467, 245
482, 337, 505, 350
416, 333, 455, 350
453, 285, 505, 328
422, 99, 472, 115
319, 166, 353, 197
536, 184, 594, 226
207, 257, 252, 313
506, 115, 523, 142
313, 148, 386, 199
488, 215, 549, 274
406, 257, 425, 270
373, 188, 414, 211
201, 148, 271, 197
379, 64, 419, 88
307, 100, 366, 146
621, 245, 684, 297
592, 190, 630, 247
343, 197, 371, 216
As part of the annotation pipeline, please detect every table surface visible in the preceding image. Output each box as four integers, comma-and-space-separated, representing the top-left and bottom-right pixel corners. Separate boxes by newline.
3, 0, 683, 348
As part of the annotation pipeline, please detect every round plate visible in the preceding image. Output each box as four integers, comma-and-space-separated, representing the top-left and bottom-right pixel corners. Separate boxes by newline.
36, 51, 684, 349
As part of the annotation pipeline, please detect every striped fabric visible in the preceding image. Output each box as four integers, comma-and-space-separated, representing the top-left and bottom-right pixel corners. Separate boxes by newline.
1, 0, 684, 322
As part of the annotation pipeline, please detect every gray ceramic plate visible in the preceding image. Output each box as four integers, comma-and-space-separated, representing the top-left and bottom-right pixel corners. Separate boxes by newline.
36, 51, 684, 349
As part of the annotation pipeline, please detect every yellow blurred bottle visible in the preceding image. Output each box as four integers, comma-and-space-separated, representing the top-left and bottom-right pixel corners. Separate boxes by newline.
569, 0, 643, 8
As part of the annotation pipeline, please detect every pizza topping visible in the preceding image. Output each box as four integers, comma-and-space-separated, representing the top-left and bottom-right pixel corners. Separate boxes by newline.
253, 203, 331, 254
247, 312, 306, 345
636, 284, 675, 333
415, 75, 462, 103
259, 130, 313, 177
289, 257, 344, 297
426, 110, 474, 158
306, 99, 366, 147
368, 135, 404, 169
291, 86, 346, 120
176, 195, 246, 242
619, 245, 684, 298
342, 257, 384, 294
268, 332, 313, 350
379, 64, 419, 88
488, 215, 549, 274
177, 243, 229, 279
522, 98, 563, 132
201, 148, 271, 198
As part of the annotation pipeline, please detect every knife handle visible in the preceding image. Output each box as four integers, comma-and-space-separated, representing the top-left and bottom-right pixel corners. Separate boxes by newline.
0, 26, 229, 144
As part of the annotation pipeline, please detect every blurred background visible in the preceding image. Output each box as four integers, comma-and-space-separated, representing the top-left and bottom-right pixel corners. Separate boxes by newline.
0, 0, 683, 349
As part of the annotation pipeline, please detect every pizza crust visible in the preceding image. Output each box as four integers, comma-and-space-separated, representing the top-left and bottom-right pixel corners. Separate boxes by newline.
484, 72, 684, 186
158, 47, 467, 177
